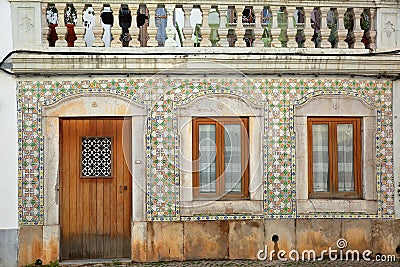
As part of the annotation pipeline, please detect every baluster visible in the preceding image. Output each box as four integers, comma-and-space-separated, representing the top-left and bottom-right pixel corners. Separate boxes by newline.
337, 7, 348, 48
271, 6, 280, 47
107, 3, 119, 47
74, 3, 85, 47
304, 7, 315, 48
54, 3, 64, 47
146, 4, 158, 47
343, 8, 356, 49
236, 5, 246, 47
165, 4, 177, 47
182, 4, 193, 47
218, 5, 229, 47
253, 5, 264, 47
201, 6, 211, 47
83, 4, 96, 47
208, 6, 220, 47
369, 8, 376, 51
46, 3, 59, 47
287, 6, 297, 47
190, 5, 202, 47
126, 4, 138, 47
353, 7, 365, 49
320, 7, 332, 48
175, 5, 185, 47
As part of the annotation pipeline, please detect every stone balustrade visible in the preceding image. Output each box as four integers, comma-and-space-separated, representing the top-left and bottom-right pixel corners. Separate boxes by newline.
42, 1, 379, 50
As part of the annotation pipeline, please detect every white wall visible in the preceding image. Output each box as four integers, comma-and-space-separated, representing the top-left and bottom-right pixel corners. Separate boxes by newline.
0, 0, 18, 229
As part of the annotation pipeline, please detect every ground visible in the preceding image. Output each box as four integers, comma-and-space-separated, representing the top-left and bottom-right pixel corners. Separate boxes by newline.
58, 259, 400, 267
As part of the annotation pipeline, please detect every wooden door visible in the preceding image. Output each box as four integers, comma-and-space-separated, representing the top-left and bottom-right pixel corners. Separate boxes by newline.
60, 117, 132, 260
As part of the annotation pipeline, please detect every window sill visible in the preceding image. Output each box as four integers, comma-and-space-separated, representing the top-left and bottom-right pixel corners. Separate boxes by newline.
180, 200, 262, 216
297, 199, 378, 214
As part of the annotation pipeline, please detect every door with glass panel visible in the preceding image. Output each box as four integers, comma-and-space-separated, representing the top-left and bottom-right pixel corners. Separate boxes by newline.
308, 117, 361, 198
192, 117, 249, 199
60, 117, 132, 260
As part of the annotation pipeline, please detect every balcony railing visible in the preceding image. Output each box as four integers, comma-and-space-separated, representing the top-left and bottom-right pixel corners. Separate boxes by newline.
43, 2, 377, 50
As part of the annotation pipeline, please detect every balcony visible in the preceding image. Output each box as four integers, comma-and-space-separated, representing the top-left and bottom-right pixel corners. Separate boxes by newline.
8, 1, 400, 76
41, 2, 378, 50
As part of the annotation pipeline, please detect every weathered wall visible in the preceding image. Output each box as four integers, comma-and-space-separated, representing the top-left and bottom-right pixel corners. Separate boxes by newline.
0, 1, 18, 267
130, 219, 400, 262
17, 218, 400, 264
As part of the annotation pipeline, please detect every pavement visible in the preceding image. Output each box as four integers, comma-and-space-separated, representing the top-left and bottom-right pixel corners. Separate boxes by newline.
59, 259, 400, 267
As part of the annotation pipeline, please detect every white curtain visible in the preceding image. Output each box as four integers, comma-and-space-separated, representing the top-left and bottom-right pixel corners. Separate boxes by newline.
312, 124, 329, 192
337, 124, 354, 191
199, 124, 216, 193
224, 124, 242, 192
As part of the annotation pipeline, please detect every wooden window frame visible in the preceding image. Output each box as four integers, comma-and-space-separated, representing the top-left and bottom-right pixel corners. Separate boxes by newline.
192, 117, 249, 199
307, 117, 362, 199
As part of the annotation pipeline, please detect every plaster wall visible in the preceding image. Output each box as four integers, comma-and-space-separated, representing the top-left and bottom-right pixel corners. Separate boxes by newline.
0, 75, 18, 229
0, 0, 18, 231
0, 1, 18, 267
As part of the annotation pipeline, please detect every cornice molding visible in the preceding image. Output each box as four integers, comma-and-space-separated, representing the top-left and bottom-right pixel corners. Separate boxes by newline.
11, 48, 400, 77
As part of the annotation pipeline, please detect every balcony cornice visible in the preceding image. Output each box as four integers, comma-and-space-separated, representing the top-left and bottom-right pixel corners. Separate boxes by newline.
10, 48, 400, 78
8, 0, 400, 8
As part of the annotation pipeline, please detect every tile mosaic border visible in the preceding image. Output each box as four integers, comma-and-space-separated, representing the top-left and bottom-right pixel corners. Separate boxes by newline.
17, 78, 394, 224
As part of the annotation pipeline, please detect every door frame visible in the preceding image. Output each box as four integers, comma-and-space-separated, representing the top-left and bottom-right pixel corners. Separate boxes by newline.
41, 95, 147, 261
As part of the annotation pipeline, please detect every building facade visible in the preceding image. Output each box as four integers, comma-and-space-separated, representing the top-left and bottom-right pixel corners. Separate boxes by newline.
0, 0, 400, 266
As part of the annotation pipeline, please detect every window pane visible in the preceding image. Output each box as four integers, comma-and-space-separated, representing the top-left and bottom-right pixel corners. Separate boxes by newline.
312, 124, 329, 192
337, 124, 354, 191
224, 124, 242, 192
199, 124, 217, 193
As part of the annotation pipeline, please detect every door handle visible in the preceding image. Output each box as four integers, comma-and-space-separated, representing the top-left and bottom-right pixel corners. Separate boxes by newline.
120, 185, 128, 193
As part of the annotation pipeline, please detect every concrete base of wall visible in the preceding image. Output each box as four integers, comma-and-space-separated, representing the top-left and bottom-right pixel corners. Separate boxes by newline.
0, 228, 18, 267
18, 225, 59, 267
17, 219, 400, 264
131, 219, 400, 262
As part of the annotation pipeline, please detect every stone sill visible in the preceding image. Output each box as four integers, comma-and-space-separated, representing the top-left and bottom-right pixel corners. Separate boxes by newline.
297, 199, 378, 214
180, 200, 263, 216
11, 48, 400, 76
38, 47, 374, 55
